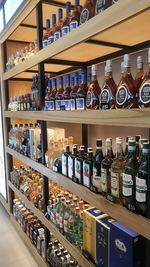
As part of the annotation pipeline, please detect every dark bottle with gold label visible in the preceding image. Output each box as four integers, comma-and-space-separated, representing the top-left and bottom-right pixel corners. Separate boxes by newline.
138, 48, 150, 108
83, 148, 93, 188
116, 54, 138, 109
86, 65, 101, 109
99, 60, 117, 109
80, 0, 96, 25
95, 0, 112, 16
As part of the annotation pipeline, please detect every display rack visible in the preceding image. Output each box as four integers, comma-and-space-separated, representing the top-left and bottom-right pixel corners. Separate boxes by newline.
0, 0, 150, 266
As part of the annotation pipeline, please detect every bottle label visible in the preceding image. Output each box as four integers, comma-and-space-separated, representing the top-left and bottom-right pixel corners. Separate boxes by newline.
86, 92, 92, 107
116, 85, 128, 105
83, 162, 90, 188
68, 156, 73, 179
95, 0, 105, 15
59, 216, 63, 228
55, 100, 61, 110
122, 173, 133, 196
62, 154, 67, 176
62, 26, 69, 36
136, 177, 147, 202
54, 32, 61, 42
139, 82, 150, 104
111, 172, 120, 198
43, 40, 48, 48
45, 101, 51, 110
76, 98, 85, 110
70, 21, 78, 31
80, 8, 89, 25
64, 100, 70, 110
100, 168, 107, 192
75, 158, 82, 182
48, 36, 54, 44
92, 167, 102, 191
70, 99, 76, 110
64, 219, 68, 233
49, 101, 55, 110
100, 89, 109, 104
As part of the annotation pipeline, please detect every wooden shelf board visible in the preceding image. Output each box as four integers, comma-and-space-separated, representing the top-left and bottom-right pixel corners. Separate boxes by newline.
4, 108, 150, 128
10, 215, 47, 267
8, 180, 94, 267
7, 147, 150, 240
2, 0, 150, 80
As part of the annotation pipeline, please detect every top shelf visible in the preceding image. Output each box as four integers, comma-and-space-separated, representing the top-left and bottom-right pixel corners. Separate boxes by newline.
2, 0, 150, 80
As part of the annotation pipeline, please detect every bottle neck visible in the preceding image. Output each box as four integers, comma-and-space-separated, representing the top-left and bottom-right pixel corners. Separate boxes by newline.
116, 143, 123, 158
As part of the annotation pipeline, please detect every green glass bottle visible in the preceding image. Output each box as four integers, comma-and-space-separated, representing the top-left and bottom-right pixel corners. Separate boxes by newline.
136, 143, 149, 217
122, 140, 139, 212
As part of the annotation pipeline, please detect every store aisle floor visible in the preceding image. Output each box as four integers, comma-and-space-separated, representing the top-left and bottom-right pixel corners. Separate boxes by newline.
0, 203, 38, 267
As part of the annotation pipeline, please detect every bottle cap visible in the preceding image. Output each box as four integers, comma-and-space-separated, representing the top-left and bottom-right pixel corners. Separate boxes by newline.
105, 60, 112, 73
46, 19, 50, 29
137, 56, 143, 70
96, 139, 102, 147
52, 14, 56, 24
148, 48, 150, 64
58, 8, 63, 19
87, 147, 93, 152
124, 54, 130, 68
91, 64, 97, 76
135, 135, 141, 142
66, 1, 71, 6
65, 145, 70, 152
75, 0, 79, 5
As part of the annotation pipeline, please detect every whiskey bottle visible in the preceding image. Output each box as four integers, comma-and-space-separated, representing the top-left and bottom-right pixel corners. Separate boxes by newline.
135, 56, 144, 91
62, 145, 71, 176
86, 64, 101, 109
135, 135, 141, 161
80, 0, 96, 24
122, 140, 139, 212
44, 78, 52, 110
95, 0, 112, 15
55, 76, 64, 111
124, 136, 131, 158
111, 140, 125, 203
70, 72, 79, 110
101, 139, 113, 196
62, 74, 71, 110
43, 19, 50, 48
48, 14, 56, 45
99, 60, 117, 109
116, 54, 138, 109
61, 2, 71, 36
49, 78, 57, 110
138, 48, 150, 108
54, 9, 63, 42
68, 146, 78, 179
76, 69, 87, 110
136, 142, 149, 216
139, 138, 148, 163
83, 148, 93, 188
74, 148, 85, 184
91, 139, 104, 193
70, 0, 81, 31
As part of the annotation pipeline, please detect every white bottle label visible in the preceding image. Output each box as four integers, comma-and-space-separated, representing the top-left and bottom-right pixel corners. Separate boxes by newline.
62, 154, 67, 176
76, 98, 85, 110
139, 81, 150, 104
123, 173, 133, 196
62, 26, 69, 36
100, 168, 107, 192
75, 158, 81, 182
83, 162, 90, 188
116, 85, 128, 105
92, 167, 102, 192
70, 21, 78, 31
111, 172, 120, 198
136, 177, 147, 202
54, 32, 61, 42
68, 156, 73, 179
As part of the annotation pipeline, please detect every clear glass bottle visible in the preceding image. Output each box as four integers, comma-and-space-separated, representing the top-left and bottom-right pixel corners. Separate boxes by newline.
135, 56, 144, 95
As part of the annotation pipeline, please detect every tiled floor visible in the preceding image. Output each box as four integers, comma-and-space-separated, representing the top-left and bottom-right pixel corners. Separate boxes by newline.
0, 203, 38, 267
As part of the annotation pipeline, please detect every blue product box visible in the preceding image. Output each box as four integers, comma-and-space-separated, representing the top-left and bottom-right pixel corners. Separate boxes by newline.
110, 221, 143, 267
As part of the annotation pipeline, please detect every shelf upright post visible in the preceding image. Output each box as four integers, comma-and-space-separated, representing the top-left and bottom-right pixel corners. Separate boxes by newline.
0, 41, 14, 213
81, 65, 88, 148
36, 1, 50, 258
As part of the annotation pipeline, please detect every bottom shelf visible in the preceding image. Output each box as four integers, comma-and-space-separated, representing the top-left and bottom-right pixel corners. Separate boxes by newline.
10, 215, 47, 267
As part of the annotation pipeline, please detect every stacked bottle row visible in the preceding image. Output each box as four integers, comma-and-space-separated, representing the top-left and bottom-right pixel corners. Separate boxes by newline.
43, 0, 118, 47
60, 136, 149, 217
13, 200, 80, 266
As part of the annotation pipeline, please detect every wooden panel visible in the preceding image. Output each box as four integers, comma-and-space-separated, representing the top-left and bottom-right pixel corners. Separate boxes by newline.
9, 80, 32, 98
7, 42, 27, 59
10, 215, 47, 267
7, 149, 150, 240
14, 72, 36, 79
2, 0, 150, 80
8, 180, 94, 267
4, 108, 150, 128
9, 26, 36, 43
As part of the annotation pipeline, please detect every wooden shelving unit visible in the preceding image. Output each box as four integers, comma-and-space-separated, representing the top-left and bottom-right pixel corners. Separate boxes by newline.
8, 180, 94, 267
0, 0, 150, 266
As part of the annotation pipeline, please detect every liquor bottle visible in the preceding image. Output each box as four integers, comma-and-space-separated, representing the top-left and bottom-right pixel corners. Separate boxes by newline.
83, 148, 93, 188
95, 0, 112, 15
49, 78, 57, 110
101, 138, 113, 196
99, 60, 117, 109
122, 140, 139, 212
74, 148, 85, 184
63, 200, 71, 236
86, 65, 101, 109
136, 142, 149, 217
67, 204, 75, 242
48, 14, 56, 45
80, 0, 96, 24
44, 78, 52, 110
139, 138, 148, 163
62, 145, 71, 176
124, 136, 131, 158
55, 76, 64, 111
43, 19, 50, 48
62, 74, 71, 110
70, 0, 80, 31
135, 135, 141, 161
61, 2, 71, 36
76, 69, 87, 110
91, 139, 104, 193
138, 48, 150, 108
54, 9, 63, 42
70, 72, 79, 110
68, 146, 78, 179
116, 54, 138, 109
111, 140, 125, 203
135, 56, 144, 92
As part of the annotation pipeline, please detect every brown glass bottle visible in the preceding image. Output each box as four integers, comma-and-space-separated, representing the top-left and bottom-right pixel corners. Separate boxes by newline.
80, 0, 96, 25
61, 2, 71, 36
138, 48, 150, 108
135, 56, 144, 91
99, 60, 117, 109
54, 9, 63, 41
86, 65, 101, 109
116, 54, 138, 109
